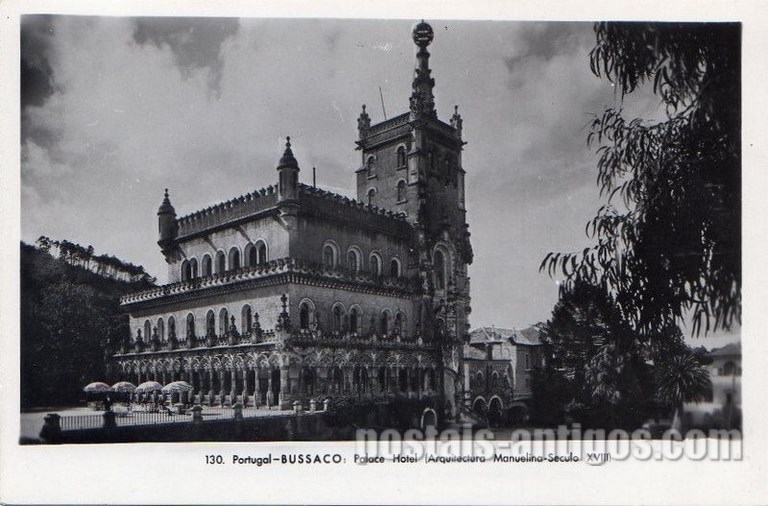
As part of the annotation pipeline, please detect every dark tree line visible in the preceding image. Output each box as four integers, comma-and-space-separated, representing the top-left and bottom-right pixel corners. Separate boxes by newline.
20, 242, 154, 408
35, 236, 156, 283
531, 282, 711, 430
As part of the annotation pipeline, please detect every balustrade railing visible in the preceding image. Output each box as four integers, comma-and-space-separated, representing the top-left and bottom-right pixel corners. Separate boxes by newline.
121, 257, 417, 306
55, 402, 325, 432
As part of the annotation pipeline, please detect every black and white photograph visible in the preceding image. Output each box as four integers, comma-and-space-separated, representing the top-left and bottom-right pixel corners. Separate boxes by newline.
2, 1, 767, 504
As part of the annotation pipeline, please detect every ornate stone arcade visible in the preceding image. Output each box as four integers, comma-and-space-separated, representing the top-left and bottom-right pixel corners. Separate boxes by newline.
113, 296, 441, 409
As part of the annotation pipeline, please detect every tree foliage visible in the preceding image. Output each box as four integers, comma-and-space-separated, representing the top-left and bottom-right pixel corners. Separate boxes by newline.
654, 351, 712, 410
20, 242, 153, 408
533, 280, 714, 428
541, 22, 741, 337
533, 282, 655, 429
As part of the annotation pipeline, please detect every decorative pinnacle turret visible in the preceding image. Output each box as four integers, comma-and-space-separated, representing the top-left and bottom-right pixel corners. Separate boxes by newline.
410, 20, 436, 118
357, 104, 371, 139
278, 136, 298, 169
451, 105, 463, 138
158, 188, 175, 215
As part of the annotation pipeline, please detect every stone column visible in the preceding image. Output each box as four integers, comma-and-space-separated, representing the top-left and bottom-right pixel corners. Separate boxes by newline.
253, 369, 261, 408
208, 369, 215, 406
40, 414, 62, 443
266, 368, 273, 409
279, 366, 289, 408
229, 370, 237, 404
371, 372, 380, 399
416, 367, 422, 399
219, 370, 226, 406
188, 371, 196, 404
403, 368, 410, 398
241, 369, 250, 407
392, 367, 400, 396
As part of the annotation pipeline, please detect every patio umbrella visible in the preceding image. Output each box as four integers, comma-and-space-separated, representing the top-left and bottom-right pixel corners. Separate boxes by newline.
161, 381, 193, 393
135, 381, 163, 393
110, 381, 137, 392
83, 382, 110, 393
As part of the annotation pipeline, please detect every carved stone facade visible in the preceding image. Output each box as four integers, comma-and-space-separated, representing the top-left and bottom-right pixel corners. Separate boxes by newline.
463, 326, 543, 422
113, 21, 471, 416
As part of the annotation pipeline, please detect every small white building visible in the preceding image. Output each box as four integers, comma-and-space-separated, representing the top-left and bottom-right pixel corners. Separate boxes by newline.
683, 342, 741, 430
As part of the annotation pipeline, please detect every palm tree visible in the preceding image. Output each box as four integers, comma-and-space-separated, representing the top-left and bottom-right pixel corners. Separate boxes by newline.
655, 352, 712, 430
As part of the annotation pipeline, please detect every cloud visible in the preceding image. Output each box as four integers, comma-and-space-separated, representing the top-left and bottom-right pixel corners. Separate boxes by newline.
132, 17, 239, 95
20, 16, 57, 109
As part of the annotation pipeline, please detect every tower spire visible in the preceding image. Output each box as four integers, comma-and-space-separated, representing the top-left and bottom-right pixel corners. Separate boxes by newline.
157, 188, 177, 250
276, 136, 300, 206
410, 20, 436, 118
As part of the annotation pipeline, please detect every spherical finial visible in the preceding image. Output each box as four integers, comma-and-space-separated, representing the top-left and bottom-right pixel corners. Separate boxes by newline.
412, 20, 434, 48
164, 188, 169, 198
278, 136, 297, 168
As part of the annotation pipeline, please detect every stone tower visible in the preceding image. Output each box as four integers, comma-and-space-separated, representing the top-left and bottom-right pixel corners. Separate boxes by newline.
356, 20, 473, 417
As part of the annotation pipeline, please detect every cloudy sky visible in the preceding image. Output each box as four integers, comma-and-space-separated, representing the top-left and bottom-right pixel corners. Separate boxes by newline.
21, 15, 737, 343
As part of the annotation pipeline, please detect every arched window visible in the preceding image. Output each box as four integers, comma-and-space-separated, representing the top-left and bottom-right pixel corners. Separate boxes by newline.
189, 258, 198, 278
144, 320, 151, 341
219, 308, 229, 335
329, 367, 344, 394
367, 188, 376, 206
354, 366, 368, 394
241, 305, 252, 334
201, 254, 212, 277
185, 313, 195, 340
394, 312, 404, 334
476, 371, 484, 390
433, 249, 446, 290
181, 260, 191, 281
396, 180, 406, 202
157, 317, 165, 341
215, 251, 226, 275
301, 367, 315, 395
350, 306, 360, 334
382, 310, 392, 336
723, 361, 739, 376
245, 243, 256, 267
390, 257, 401, 278
247, 241, 267, 266
332, 304, 343, 333
370, 253, 382, 276
397, 145, 406, 167
347, 247, 361, 273
168, 316, 176, 340
323, 242, 338, 268
228, 247, 240, 271
257, 241, 267, 264
300, 302, 311, 330
366, 156, 375, 176
206, 310, 215, 337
